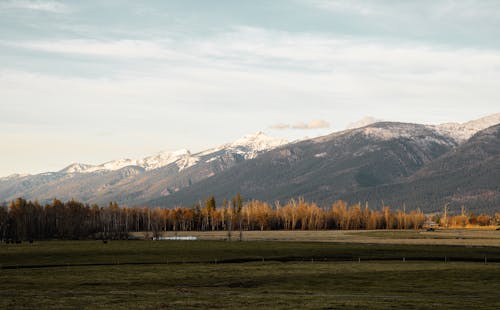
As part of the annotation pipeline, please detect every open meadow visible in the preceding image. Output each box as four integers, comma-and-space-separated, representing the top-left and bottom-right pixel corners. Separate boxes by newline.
1, 230, 500, 309
143, 229, 500, 246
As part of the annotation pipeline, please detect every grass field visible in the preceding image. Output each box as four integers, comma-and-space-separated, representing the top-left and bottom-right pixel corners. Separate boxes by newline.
134, 229, 500, 246
1, 231, 500, 309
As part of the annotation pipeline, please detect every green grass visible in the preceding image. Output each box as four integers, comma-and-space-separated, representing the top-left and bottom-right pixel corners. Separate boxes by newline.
2, 261, 499, 309
1, 241, 500, 309
1, 240, 500, 267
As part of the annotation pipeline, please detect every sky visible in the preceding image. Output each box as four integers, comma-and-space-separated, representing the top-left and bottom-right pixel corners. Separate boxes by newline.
1, 0, 500, 176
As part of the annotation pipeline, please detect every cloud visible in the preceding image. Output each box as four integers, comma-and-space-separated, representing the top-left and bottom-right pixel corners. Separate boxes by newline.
2, 18, 500, 176
305, 0, 500, 19
6, 27, 500, 76
0, 0, 70, 13
2, 27, 500, 138
271, 120, 331, 130
4, 28, 500, 109
293, 119, 331, 129
270, 123, 291, 130
305, 0, 381, 16
7, 39, 178, 59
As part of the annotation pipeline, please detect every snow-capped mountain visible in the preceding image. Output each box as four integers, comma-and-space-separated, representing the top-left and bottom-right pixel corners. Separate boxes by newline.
358, 122, 456, 147
432, 113, 500, 143
149, 121, 459, 210
0, 132, 289, 206
0, 173, 30, 181
344, 113, 500, 144
1, 114, 499, 211
200, 131, 288, 160
58, 132, 287, 176
60, 148, 198, 174
228, 131, 289, 157
152, 120, 500, 213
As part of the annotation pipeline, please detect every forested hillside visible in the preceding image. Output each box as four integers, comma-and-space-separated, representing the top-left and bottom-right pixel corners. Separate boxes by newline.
150, 123, 500, 213
149, 122, 458, 210
342, 124, 500, 213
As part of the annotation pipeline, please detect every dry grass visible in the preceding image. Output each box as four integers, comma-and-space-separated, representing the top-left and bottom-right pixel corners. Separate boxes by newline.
131, 229, 500, 247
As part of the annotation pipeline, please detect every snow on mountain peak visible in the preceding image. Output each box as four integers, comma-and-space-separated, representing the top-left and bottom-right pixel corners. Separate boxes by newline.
60, 163, 96, 173
138, 149, 193, 171
228, 131, 288, 159
351, 113, 500, 144
58, 149, 195, 175
0, 173, 30, 181
100, 158, 137, 171
350, 122, 456, 149
432, 112, 500, 143
357, 123, 422, 141
230, 131, 287, 149
54, 132, 287, 176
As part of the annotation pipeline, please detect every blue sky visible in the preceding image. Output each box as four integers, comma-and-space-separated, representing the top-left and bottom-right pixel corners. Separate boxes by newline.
1, 0, 500, 176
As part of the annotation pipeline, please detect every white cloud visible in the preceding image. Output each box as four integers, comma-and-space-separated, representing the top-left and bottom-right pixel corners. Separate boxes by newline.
2, 29, 500, 127
271, 120, 331, 130
2, 27, 500, 169
305, 0, 500, 19
270, 123, 291, 130
7, 39, 178, 59
425, 0, 500, 20
3, 28, 500, 112
305, 0, 381, 16
0, 0, 70, 13
184, 27, 500, 80
293, 120, 331, 129
7, 27, 500, 78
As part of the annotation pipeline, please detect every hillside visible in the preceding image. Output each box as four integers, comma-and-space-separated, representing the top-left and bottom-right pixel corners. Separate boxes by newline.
0, 132, 288, 206
341, 124, 500, 213
1, 114, 499, 213
149, 122, 457, 209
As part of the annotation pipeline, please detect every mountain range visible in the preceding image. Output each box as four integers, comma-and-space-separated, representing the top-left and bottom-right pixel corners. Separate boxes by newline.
1, 113, 499, 214
0, 132, 288, 206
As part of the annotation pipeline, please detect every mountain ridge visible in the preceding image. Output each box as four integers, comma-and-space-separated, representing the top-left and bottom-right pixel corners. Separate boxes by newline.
55, 131, 288, 176
148, 121, 460, 210
339, 123, 500, 213
0, 132, 289, 205
1, 113, 499, 213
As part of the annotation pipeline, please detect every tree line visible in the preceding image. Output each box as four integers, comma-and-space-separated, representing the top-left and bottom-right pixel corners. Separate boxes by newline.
0, 196, 498, 241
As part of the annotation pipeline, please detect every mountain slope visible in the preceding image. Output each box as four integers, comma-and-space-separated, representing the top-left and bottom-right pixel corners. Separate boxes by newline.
149, 122, 457, 208
0, 132, 288, 205
1, 114, 498, 212
341, 124, 500, 213
432, 112, 500, 143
